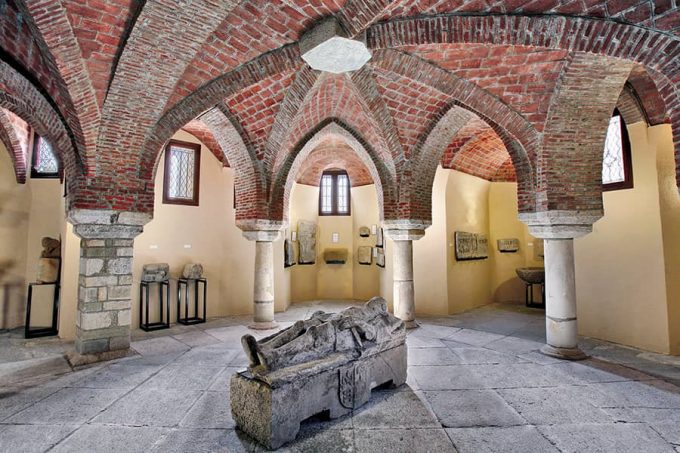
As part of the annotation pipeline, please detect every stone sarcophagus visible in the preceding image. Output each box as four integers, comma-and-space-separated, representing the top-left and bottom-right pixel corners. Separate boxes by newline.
231, 297, 407, 450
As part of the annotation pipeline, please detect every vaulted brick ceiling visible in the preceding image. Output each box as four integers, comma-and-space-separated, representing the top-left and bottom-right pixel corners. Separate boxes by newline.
0, 0, 677, 221
296, 137, 374, 187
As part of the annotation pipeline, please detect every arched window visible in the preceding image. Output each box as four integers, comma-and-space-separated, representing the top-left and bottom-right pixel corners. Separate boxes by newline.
319, 169, 350, 216
602, 109, 633, 191
30, 132, 59, 178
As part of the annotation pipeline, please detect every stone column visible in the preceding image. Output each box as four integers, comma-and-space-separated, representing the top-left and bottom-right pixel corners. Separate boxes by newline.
384, 222, 427, 329
519, 210, 601, 360
241, 221, 284, 330
68, 209, 151, 364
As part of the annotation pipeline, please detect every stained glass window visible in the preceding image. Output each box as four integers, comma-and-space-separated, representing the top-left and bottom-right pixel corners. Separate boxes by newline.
318, 170, 351, 216
602, 111, 633, 191
163, 140, 201, 205
31, 134, 59, 178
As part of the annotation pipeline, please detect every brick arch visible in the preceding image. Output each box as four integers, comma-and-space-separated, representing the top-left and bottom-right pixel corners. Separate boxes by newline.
272, 120, 398, 223
0, 59, 81, 192
450, 128, 516, 182
296, 139, 374, 187
0, 107, 26, 183
539, 53, 634, 213
200, 106, 268, 222
367, 14, 680, 193
16, 0, 100, 170
272, 72, 398, 181
370, 50, 537, 216
617, 84, 647, 126
142, 46, 301, 188
181, 119, 228, 167
625, 66, 669, 126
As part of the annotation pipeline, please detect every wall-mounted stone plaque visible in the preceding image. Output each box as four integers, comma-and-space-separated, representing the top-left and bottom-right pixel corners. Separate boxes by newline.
376, 247, 385, 268
358, 226, 370, 237
454, 232, 488, 261
357, 246, 372, 265
324, 248, 348, 264
297, 220, 317, 264
497, 238, 520, 253
284, 239, 295, 268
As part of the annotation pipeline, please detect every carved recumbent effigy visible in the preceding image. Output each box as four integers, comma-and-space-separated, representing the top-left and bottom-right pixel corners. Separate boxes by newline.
230, 297, 407, 450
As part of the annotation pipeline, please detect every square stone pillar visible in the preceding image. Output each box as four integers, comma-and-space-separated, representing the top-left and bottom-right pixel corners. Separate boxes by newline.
68, 209, 151, 364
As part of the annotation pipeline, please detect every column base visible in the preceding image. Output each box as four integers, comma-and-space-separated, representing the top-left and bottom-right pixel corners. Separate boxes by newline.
540, 344, 588, 361
248, 320, 280, 331
65, 348, 134, 368
403, 320, 419, 329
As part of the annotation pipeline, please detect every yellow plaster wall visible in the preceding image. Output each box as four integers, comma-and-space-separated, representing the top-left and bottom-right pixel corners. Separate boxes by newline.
574, 122, 670, 354
289, 182, 381, 302
445, 169, 493, 313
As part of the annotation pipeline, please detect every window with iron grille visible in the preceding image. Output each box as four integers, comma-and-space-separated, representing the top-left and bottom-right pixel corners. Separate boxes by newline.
602, 110, 633, 191
30, 133, 60, 178
319, 170, 351, 216
163, 140, 201, 206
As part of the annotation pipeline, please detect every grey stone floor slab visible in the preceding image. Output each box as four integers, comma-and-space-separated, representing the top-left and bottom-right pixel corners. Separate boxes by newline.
141, 365, 223, 390
352, 389, 439, 429
424, 390, 526, 428
50, 425, 170, 453
408, 346, 462, 366
498, 386, 614, 425
93, 387, 202, 427
354, 428, 456, 453
539, 423, 675, 453
446, 426, 560, 453
2, 300, 679, 452
5, 387, 126, 424
180, 390, 234, 429
69, 363, 160, 389
0, 423, 77, 452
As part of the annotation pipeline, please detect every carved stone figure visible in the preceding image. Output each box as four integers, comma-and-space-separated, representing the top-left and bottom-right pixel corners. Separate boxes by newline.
297, 220, 316, 264
232, 297, 407, 449
40, 237, 61, 259
141, 263, 170, 282
182, 263, 203, 279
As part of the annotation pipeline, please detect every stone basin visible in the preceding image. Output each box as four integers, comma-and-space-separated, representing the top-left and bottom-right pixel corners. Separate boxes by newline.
516, 267, 545, 284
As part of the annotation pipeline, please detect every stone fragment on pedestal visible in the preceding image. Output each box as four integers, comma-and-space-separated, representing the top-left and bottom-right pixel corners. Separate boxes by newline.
141, 263, 170, 282
36, 258, 59, 283
182, 263, 203, 279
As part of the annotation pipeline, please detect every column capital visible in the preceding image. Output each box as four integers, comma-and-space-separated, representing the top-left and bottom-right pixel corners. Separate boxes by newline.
67, 209, 152, 240
382, 220, 429, 241
238, 219, 287, 242
518, 210, 602, 239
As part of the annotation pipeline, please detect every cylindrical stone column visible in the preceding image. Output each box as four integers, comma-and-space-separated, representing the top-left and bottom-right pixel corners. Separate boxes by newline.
68, 209, 151, 364
392, 239, 416, 327
252, 240, 276, 329
241, 222, 284, 330
384, 222, 427, 329
519, 210, 601, 361
542, 238, 586, 359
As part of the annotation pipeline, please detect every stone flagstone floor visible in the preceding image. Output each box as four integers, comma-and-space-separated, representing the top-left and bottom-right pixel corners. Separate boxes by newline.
1, 301, 680, 452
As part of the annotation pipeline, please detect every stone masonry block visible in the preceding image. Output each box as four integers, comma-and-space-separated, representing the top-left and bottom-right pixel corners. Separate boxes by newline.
117, 247, 134, 257
79, 287, 99, 303
116, 309, 131, 326
103, 300, 130, 311
79, 311, 112, 330
82, 275, 119, 287
80, 258, 104, 276
107, 257, 132, 275
108, 285, 132, 300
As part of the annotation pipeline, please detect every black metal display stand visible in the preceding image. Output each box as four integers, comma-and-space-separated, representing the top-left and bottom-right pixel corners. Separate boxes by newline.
25, 276, 60, 339
140, 280, 170, 331
177, 277, 207, 325
525, 282, 545, 309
